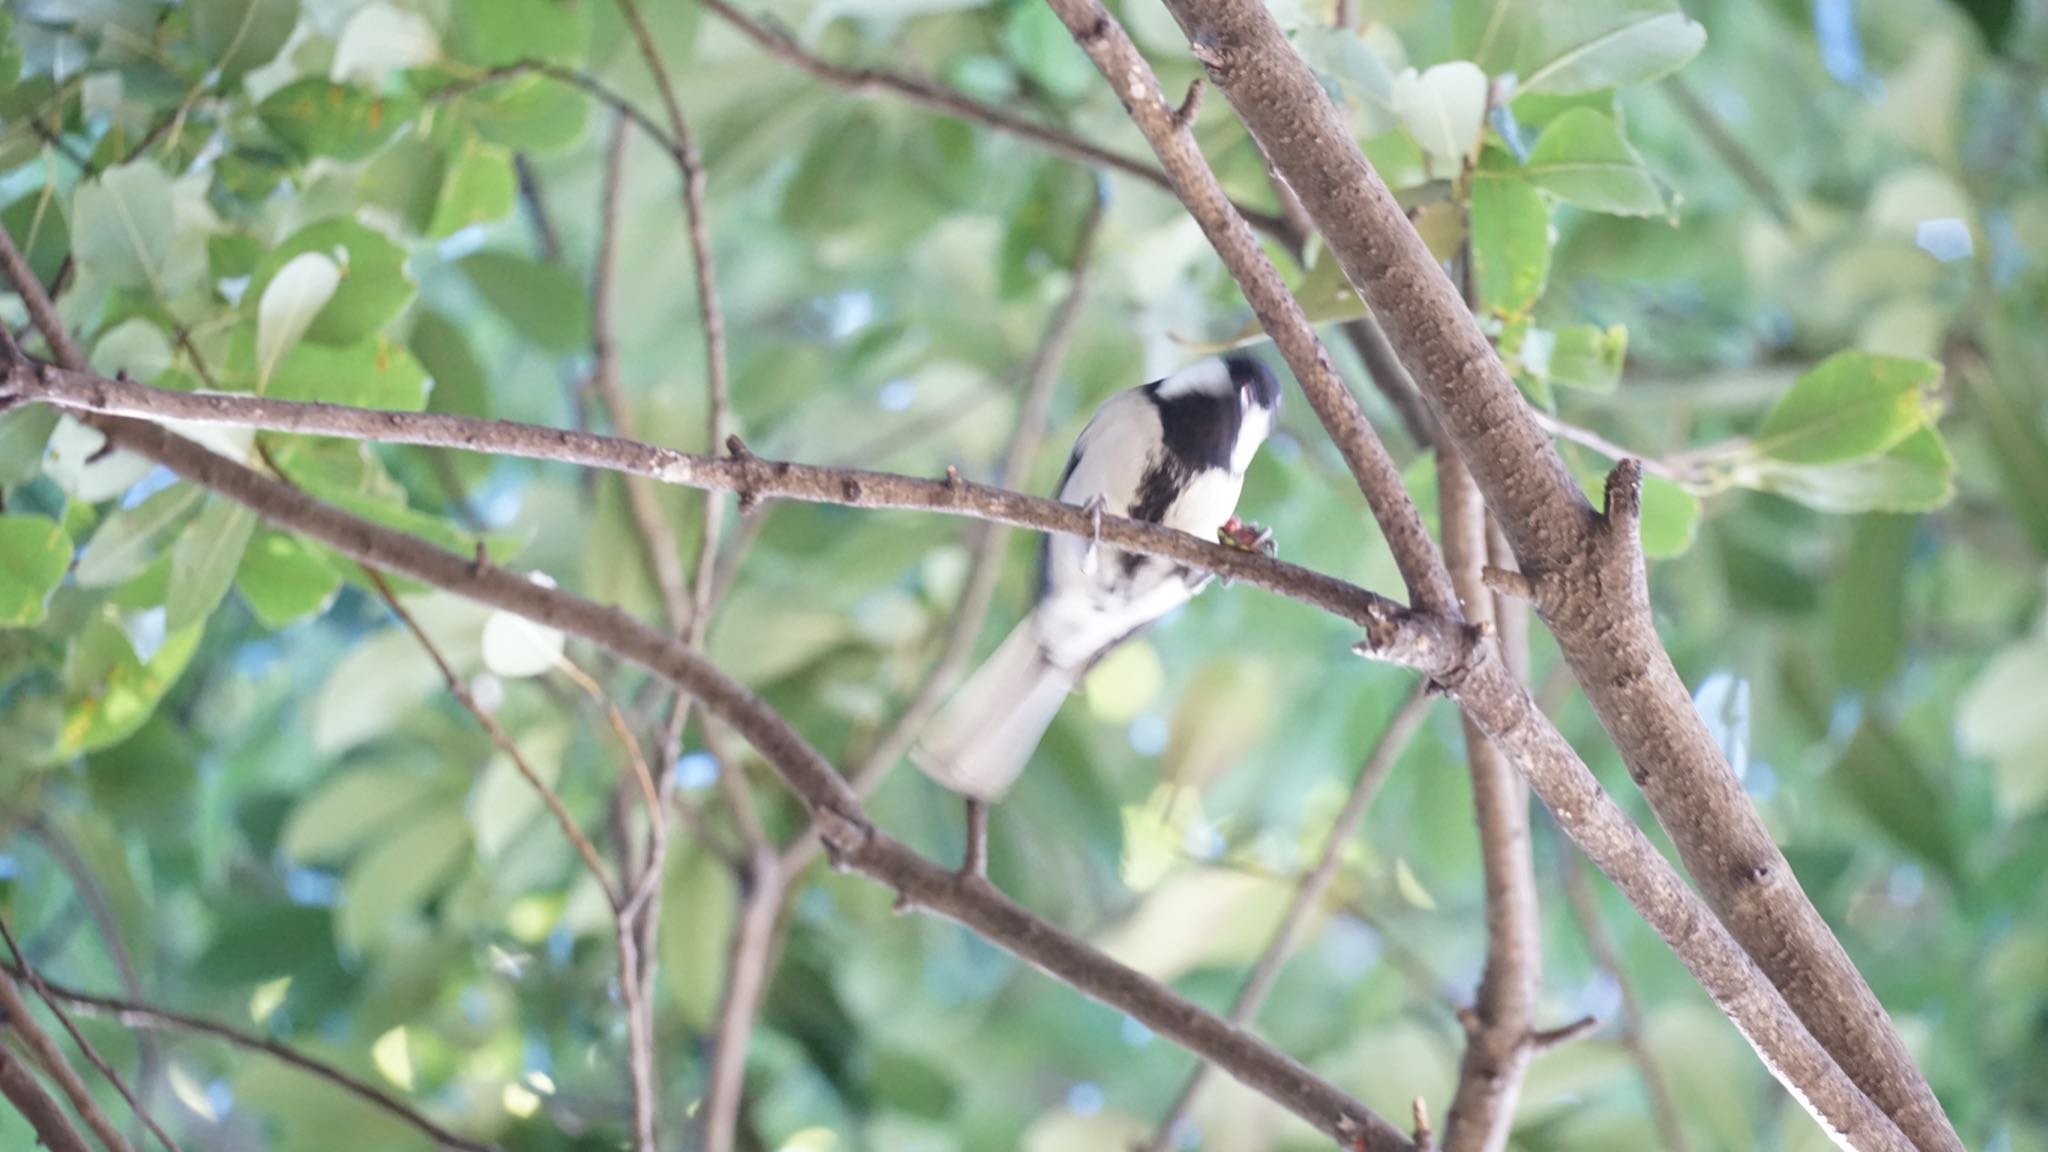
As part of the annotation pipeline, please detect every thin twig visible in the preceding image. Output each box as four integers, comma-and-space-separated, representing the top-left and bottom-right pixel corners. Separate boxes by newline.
1659, 74, 1795, 229
1528, 410, 1687, 485
0, 918, 182, 1152
360, 567, 622, 905
0, 966, 498, 1152
1143, 682, 1433, 1151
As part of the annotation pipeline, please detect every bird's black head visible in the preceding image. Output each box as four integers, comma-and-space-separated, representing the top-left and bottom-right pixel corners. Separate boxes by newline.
1148, 353, 1282, 474
1225, 353, 1282, 415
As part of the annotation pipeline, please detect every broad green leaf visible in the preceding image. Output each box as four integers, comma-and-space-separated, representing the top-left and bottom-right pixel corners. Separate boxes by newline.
258, 79, 417, 162
1532, 322, 1627, 392
1391, 61, 1488, 169
450, 0, 591, 67
1470, 171, 1551, 318
1749, 425, 1957, 514
469, 726, 569, 860
244, 218, 414, 346
660, 848, 738, 1030
1754, 353, 1942, 465
1521, 108, 1665, 215
3, 191, 72, 290
1833, 720, 1959, 882
191, 0, 300, 81
1295, 25, 1400, 136
76, 483, 206, 588
330, 2, 440, 82
1094, 867, 1291, 981
1960, 637, 2048, 818
72, 163, 175, 290
0, 13, 19, 94
0, 516, 72, 628
1493, 2, 1708, 97
1637, 473, 1701, 558
358, 134, 446, 233
457, 251, 591, 353
456, 73, 589, 153
338, 807, 472, 952
284, 765, 453, 863
427, 140, 516, 238
0, 407, 59, 486
1960, 360, 2048, 556
166, 500, 259, 631
413, 309, 489, 417
311, 593, 491, 754
57, 617, 203, 758
1002, 2, 1095, 101
255, 251, 341, 388
267, 336, 430, 410
235, 530, 341, 628
1830, 515, 1915, 693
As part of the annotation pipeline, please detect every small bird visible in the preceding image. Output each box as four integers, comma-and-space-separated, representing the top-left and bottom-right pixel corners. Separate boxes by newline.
913, 353, 1282, 800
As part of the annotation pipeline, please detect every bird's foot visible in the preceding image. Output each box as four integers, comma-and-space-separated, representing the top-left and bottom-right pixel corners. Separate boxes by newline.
1219, 515, 1276, 557
1079, 494, 1108, 576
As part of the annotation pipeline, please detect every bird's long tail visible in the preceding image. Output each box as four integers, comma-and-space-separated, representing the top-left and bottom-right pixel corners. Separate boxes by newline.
913, 615, 1074, 801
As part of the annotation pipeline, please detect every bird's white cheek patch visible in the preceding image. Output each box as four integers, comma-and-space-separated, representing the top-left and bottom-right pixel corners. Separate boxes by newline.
1232, 407, 1273, 474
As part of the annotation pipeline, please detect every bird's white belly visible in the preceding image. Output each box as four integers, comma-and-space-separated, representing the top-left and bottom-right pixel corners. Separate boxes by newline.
1162, 467, 1245, 538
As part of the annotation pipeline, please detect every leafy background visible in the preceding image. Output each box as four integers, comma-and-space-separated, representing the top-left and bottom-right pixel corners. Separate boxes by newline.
0, 0, 2044, 1149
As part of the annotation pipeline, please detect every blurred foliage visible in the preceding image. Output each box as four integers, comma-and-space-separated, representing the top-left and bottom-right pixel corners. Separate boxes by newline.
0, 0, 2044, 1150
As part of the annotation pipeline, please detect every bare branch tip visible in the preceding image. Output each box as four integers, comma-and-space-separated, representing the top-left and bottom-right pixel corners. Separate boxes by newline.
1480, 564, 1534, 601
1411, 1096, 1435, 1152
1530, 1013, 1603, 1053
1173, 78, 1206, 129
1603, 458, 1643, 526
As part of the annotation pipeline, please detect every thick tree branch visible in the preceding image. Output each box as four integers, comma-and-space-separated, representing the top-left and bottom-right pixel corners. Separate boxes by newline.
1144, 682, 1434, 1152
0, 1041, 92, 1152
1152, 3, 1958, 1147
0, 966, 497, 1152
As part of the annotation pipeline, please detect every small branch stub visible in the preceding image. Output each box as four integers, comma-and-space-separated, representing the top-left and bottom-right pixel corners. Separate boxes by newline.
1530, 1013, 1602, 1054
1173, 78, 1205, 128
1480, 565, 1533, 602
1602, 458, 1643, 539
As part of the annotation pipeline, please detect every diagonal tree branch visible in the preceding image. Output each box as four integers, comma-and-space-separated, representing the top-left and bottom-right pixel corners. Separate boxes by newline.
0, 918, 181, 1152
1149, 2, 1960, 1148
1143, 681, 1434, 1152
0, 964, 139, 1152
0, 1040, 93, 1152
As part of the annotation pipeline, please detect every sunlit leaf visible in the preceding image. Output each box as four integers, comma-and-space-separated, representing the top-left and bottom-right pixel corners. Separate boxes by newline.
1747, 425, 1957, 513
1470, 166, 1551, 318
76, 483, 206, 589
243, 218, 414, 347
258, 79, 418, 162
0, 516, 72, 628
1391, 61, 1488, 169
166, 500, 259, 631
72, 163, 174, 289
191, 0, 300, 81
1754, 353, 1943, 465
1521, 108, 1666, 215
256, 251, 341, 388
457, 251, 592, 353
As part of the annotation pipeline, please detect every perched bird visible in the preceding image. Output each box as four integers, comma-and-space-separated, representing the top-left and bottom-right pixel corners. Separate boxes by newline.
913, 353, 1282, 800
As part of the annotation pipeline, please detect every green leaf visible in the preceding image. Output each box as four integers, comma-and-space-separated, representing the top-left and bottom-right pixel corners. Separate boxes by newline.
358, 134, 446, 234
1754, 353, 1943, 465
450, 0, 591, 67
235, 530, 342, 628
1637, 473, 1701, 558
1960, 637, 2048, 819
660, 848, 737, 1030
243, 218, 414, 346
457, 251, 591, 353
76, 483, 206, 589
1832, 720, 1959, 883
190, 0, 300, 81
1531, 323, 1627, 392
1830, 515, 1915, 694
72, 163, 175, 290
427, 140, 516, 238
57, 617, 203, 758
0, 516, 73, 628
1496, 1, 1708, 98
1391, 61, 1489, 169
1470, 170, 1551, 318
1002, 1, 1096, 100
337, 807, 472, 953
456, 73, 589, 153
469, 726, 569, 860
257, 79, 417, 162
266, 336, 430, 410
3, 191, 72, 291
413, 310, 489, 418
0, 406, 59, 486
255, 251, 341, 387
166, 500, 259, 631
1521, 108, 1665, 215
1749, 425, 1957, 514
284, 765, 452, 864
0, 13, 20, 95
